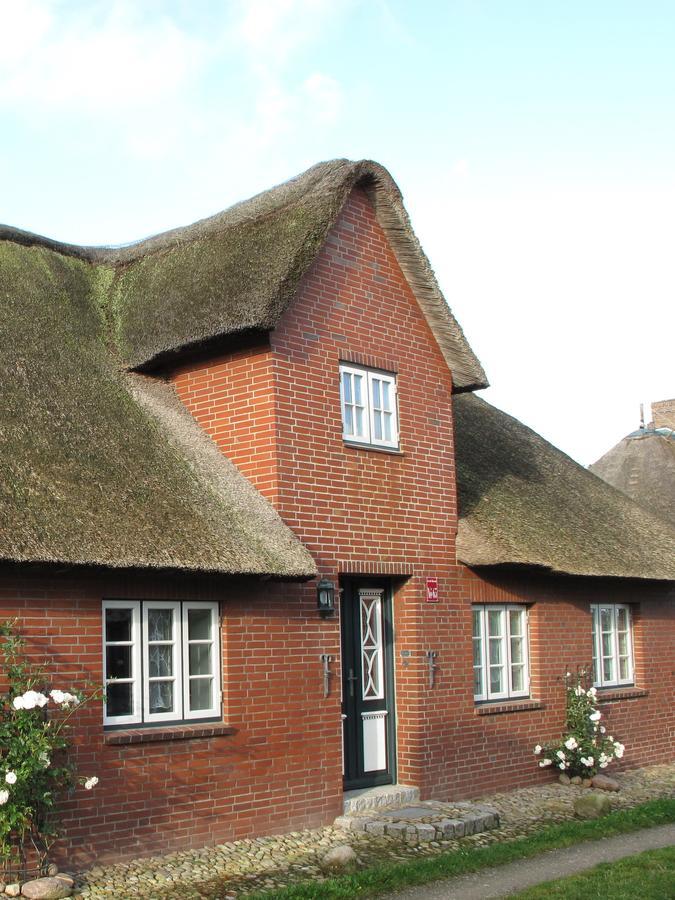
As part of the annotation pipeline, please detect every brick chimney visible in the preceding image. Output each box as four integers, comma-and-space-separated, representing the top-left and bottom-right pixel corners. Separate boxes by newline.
651, 399, 675, 430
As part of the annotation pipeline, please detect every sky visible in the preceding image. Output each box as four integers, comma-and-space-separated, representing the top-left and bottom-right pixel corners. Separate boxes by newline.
2, 0, 673, 465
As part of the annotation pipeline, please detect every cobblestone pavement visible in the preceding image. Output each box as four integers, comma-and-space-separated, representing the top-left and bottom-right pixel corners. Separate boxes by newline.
72, 763, 675, 899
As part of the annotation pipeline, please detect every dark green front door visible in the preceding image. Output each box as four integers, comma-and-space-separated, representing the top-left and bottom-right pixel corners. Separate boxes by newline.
341, 578, 396, 790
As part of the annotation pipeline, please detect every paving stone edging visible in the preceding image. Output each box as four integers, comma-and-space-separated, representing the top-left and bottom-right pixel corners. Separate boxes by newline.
69, 762, 675, 898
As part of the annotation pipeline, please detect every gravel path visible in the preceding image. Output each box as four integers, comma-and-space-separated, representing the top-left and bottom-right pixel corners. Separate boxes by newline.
387, 822, 675, 899
72, 763, 675, 898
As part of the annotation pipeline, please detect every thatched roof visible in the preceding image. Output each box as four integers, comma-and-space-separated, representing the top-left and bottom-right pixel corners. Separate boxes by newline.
0, 240, 316, 577
0, 158, 487, 576
454, 394, 675, 580
589, 427, 675, 527
1, 160, 487, 391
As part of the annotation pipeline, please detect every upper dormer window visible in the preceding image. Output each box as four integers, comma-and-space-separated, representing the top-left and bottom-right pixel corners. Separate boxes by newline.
339, 363, 399, 449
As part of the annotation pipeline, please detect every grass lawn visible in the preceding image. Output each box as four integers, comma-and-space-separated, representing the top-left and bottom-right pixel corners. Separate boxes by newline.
510, 845, 675, 899
236, 798, 675, 899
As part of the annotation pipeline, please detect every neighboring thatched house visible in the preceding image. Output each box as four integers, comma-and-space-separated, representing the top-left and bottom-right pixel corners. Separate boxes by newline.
589, 401, 675, 527
1, 160, 673, 866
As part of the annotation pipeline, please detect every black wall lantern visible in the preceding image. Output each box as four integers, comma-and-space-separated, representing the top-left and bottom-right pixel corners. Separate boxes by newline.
317, 578, 336, 617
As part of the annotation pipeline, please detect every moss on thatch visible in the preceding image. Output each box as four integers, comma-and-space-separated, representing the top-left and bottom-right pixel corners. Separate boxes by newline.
454, 394, 675, 580
0, 240, 315, 577
109, 194, 333, 369
101, 159, 487, 389
0, 158, 487, 576
0, 161, 487, 389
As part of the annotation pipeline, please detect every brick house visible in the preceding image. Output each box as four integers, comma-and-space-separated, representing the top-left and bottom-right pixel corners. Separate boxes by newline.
1, 160, 674, 866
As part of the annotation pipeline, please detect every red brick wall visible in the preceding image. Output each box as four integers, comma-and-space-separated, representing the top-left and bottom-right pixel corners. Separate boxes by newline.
170, 188, 463, 799
651, 398, 675, 430
172, 342, 280, 503
167, 186, 675, 813
0, 571, 339, 866
414, 567, 675, 799
2, 566, 671, 864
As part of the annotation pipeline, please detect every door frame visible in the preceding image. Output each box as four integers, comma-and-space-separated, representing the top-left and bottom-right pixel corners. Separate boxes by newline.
340, 576, 397, 790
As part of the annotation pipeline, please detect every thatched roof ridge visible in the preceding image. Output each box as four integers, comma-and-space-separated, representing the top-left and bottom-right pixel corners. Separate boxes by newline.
0, 239, 316, 578
0, 160, 488, 391
589, 428, 675, 527
454, 394, 675, 580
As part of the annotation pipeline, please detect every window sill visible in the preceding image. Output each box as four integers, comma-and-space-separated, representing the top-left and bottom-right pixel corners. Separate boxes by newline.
343, 441, 404, 456
104, 723, 236, 745
596, 687, 649, 703
475, 699, 544, 716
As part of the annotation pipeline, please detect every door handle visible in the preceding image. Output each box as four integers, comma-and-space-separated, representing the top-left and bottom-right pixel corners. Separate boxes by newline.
347, 668, 358, 697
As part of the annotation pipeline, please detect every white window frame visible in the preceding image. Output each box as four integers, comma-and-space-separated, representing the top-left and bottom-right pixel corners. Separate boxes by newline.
182, 601, 222, 721
143, 600, 182, 724
102, 600, 221, 727
473, 605, 530, 702
339, 363, 399, 449
102, 600, 143, 727
591, 604, 634, 688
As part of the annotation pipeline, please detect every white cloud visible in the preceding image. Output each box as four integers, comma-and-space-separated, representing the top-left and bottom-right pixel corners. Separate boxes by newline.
302, 72, 343, 125
0, 0, 348, 164
0, 1, 53, 65
225, 0, 348, 146
0, 1, 205, 110
232, 0, 341, 64
450, 158, 469, 178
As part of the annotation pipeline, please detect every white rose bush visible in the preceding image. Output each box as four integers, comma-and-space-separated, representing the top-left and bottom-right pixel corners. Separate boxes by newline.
533, 669, 625, 779
0, 621, 100, 878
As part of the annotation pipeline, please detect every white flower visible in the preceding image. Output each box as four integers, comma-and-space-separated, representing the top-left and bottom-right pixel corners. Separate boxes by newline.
533, 745, 542, 755
558, 763, 566, 770
5, 772, 17, 785
608, 736, 614, 742
589, 711, 602, 722
556, 750, 566, 760
587, 687, 597, 697
84, 776, 99, 790
580, 756, 594, 767
12, 696, 24, 710
614, 742, 625, 758
600, 726, 606, 734
600, 761, 609, 768
38, 752, 50, 769
19, 690, 48, 710
574, 685, 585, 696
539, 758, 553, 767
564, 737, 578, 750
0, 790, 8, 805
50, 689, 66, 704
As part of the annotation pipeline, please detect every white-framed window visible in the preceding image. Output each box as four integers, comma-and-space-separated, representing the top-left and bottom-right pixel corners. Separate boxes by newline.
591, 604, 634, 688
473, 605, 530, 702
102, 600, 221, 727
339, 363, 399, 449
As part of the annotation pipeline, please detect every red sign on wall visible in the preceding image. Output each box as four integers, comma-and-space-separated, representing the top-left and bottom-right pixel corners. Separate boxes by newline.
426, 577, 439, 603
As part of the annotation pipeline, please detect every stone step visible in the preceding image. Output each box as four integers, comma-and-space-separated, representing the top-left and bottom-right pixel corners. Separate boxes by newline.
335, 797, 500, 844
342, 784, 420, 815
